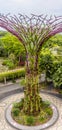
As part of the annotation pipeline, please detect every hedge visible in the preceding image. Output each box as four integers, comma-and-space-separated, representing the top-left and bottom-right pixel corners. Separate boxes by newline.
0, 68, 25, 83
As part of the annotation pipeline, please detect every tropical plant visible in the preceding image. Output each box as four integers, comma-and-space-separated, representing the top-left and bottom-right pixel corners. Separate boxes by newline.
39, 47, 62, 83
0, 39, 5, 56
1, 32, 25, 63
39, 49, 54, 81
53, 66, 62, 88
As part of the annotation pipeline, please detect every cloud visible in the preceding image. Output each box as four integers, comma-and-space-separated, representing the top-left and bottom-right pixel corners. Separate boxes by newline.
0, 0, 62, 16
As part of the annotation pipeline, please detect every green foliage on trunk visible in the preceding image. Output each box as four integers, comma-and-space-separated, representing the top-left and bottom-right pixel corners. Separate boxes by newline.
23, 72, 41, 115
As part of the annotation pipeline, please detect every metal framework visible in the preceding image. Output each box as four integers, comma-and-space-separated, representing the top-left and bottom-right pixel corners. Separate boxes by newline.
0, 14, 62, 53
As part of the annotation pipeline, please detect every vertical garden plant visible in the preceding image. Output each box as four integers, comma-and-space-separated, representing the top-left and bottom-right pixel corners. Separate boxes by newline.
0, 14, 62, 115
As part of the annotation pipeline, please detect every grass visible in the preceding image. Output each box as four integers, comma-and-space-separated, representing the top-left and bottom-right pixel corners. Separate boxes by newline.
11, 99, 53, 126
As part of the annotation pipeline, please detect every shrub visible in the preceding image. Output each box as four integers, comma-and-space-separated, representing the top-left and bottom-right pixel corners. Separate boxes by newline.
40, 100, 50, 109
20, 78, 26, 86
39, 47, 62, 83
12, 108, 20, 117
6, 61, 15, 69
13, 98, 24, 110
2, 60, 8, 65
26, 116, 35, 126
8, 53, 16, 63
0, 68, 25, 82
53, 66, 62, 88
39, 49, 54, 81
43, 101, 50, 107
39, 111, 47, 121
39, 116, 45, 121
45, 108, 53, 115
2, 59, 15, 69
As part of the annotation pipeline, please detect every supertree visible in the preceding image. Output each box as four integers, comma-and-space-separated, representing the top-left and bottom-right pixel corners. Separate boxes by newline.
0, 14, 62, 115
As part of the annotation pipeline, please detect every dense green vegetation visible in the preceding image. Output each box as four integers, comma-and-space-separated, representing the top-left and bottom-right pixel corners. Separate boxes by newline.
12, 99, 52, 126
0, 31, 62, 89
0, 68, 25, 83
0, 31, 25, 69
39, 34, 62, 89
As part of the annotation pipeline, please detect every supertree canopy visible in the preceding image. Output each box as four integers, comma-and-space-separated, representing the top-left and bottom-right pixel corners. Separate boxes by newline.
0, 14, 62, 52
0, 14, 62, 115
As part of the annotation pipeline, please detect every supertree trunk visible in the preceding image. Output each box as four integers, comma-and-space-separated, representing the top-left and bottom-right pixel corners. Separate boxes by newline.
23, 53, 41, 116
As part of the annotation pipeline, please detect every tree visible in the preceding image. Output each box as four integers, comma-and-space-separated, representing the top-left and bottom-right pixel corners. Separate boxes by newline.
41, 34, 62, 49
39, 34, 62, 82
53, 66, 62, 88
1, 32, 25, 58
39, 49, 54, 81
0, 39, 5, 56
0, 14, 62, 115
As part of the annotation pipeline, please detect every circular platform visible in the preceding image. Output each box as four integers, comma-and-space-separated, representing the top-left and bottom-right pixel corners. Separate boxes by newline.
5, 102, 59, 130
0, 92, 62, 130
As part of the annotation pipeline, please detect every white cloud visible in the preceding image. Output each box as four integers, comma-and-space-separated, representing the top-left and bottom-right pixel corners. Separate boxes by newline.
0, 0, 62, 16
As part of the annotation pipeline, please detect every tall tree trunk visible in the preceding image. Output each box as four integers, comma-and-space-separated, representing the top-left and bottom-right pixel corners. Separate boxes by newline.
23, 54, 41, 116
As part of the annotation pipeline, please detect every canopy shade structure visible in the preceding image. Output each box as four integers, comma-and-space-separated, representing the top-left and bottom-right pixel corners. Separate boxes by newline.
0, 14, 62, 53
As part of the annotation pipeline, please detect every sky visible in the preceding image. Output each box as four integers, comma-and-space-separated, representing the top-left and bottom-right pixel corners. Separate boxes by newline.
0, 0, 62, 16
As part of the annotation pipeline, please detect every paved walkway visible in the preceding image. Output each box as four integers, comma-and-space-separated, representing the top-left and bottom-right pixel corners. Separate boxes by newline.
0, 83, 21, 93
0, 83, 23, 100
0, 82, 62, 99
0, 92, 62, 130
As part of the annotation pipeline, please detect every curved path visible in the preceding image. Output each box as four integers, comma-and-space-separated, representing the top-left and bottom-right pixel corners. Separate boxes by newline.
0, 83, 62, 130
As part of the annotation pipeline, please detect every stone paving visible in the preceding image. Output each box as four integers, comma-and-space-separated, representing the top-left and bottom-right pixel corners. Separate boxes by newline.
0, 93, 62, 130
